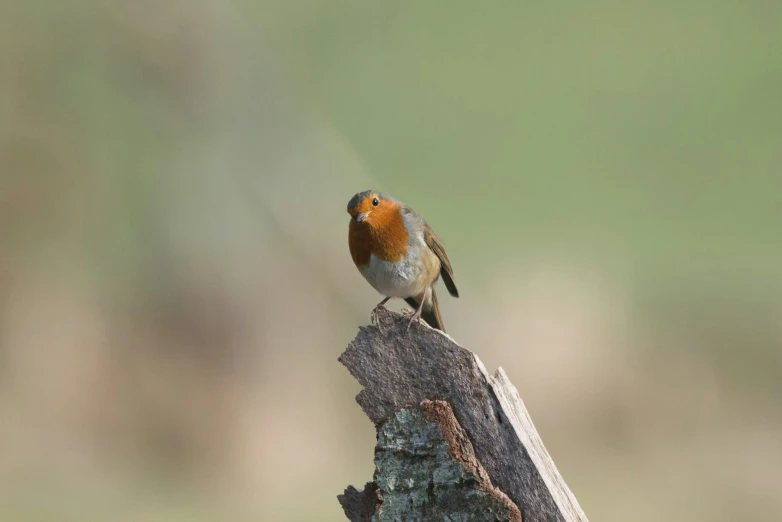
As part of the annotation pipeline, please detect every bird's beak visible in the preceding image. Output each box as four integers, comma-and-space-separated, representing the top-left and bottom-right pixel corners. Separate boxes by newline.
356, 211, 370, 222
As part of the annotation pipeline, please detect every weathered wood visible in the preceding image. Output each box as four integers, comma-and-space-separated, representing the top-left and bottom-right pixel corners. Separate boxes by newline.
346, 400, 522, 521
338, 307, 588, 522
338, 483, 379, 522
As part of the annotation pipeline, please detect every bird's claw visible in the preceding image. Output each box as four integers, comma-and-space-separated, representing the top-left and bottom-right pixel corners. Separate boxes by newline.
371, 305, 386, 334
406, 310, 421, 333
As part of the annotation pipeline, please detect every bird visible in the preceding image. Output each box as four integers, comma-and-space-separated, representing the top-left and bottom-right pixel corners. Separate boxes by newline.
346, 190, 459, 332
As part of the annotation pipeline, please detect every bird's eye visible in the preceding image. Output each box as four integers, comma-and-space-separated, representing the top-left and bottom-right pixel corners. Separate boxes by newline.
372, 197, 379, 207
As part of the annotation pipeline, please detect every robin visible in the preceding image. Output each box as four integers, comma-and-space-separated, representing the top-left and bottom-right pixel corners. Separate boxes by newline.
347, 190, 459, 332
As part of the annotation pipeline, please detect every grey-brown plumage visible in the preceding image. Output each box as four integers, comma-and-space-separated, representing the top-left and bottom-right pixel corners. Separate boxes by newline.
403, 222, 459, 331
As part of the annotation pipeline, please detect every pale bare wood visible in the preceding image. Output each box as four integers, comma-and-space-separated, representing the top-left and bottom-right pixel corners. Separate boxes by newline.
490, 368, 589, 522
338, 307, 589, 522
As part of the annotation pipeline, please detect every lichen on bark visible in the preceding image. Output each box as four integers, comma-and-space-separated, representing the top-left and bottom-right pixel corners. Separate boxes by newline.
344, 400, 521, 522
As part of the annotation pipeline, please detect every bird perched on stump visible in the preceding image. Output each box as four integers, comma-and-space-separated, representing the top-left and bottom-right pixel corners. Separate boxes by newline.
346, 190, 459, 332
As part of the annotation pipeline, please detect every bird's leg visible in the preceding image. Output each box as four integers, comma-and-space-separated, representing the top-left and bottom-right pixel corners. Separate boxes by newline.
371, 296, 392, 333
406, 291, 428, 332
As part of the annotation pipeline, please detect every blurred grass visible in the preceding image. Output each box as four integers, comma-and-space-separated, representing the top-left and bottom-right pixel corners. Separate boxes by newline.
1, 1, 781, 521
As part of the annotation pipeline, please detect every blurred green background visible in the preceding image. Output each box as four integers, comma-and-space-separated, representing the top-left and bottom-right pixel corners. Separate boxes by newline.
2, 1, 781, 521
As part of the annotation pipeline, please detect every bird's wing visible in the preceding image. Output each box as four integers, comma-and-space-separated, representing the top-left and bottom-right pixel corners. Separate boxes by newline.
423, 223, 459, 298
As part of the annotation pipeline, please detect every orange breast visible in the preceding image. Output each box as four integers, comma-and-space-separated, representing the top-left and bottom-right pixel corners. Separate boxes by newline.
348, 204, 409, 266
349, 220, 373, 266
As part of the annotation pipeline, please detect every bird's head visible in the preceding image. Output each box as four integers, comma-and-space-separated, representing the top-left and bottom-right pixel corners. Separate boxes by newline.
346, 190, 401, 228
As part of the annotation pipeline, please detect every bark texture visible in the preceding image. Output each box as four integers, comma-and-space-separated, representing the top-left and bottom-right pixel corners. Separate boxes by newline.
338, 307, 588, 522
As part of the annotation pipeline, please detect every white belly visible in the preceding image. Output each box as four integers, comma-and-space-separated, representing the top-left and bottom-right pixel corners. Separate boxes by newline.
360, 253, 432, 298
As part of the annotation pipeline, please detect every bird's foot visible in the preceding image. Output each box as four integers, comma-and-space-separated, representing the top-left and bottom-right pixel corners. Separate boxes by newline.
371, 305, 387, 334
406, 308, 422, 332
371, 297, 392, 334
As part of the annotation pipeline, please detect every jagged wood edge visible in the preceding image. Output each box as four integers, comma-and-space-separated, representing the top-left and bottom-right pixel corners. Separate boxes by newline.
337, 483, 379, 522
338, 307, 588, 522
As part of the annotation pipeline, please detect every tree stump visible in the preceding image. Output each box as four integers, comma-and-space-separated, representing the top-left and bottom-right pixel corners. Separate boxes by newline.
338, 307, 589, 522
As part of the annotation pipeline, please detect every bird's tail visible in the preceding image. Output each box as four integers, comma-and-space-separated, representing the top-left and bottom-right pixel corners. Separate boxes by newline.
405, 287, 445, 332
